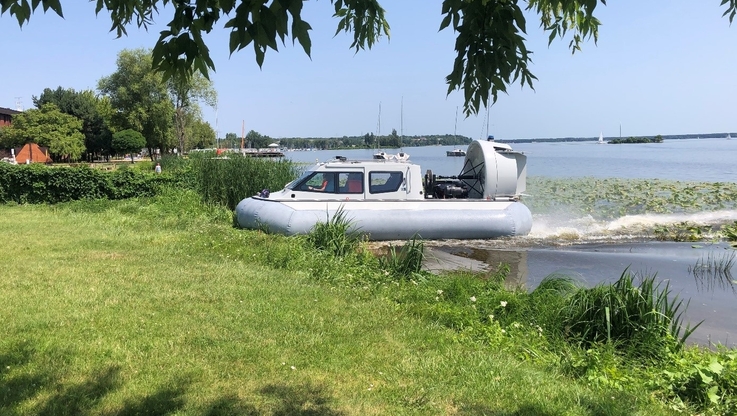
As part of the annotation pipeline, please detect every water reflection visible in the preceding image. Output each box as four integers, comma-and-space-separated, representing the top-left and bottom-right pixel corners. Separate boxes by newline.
689, 251, 736, 294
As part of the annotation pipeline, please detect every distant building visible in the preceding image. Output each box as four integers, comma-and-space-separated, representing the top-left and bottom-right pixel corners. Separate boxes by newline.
0, 106, 21, 127
16, 143, 52, 164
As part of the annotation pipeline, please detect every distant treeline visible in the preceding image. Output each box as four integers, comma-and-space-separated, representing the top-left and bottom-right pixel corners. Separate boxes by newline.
214, 130, 731, 151
277, 132, 473, 150
496, 133, 733, 144
608, 136, 664, 144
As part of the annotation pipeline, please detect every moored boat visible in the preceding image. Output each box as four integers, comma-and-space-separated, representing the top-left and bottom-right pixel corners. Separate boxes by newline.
446, 149, 466, 157
235, 139, 532, 240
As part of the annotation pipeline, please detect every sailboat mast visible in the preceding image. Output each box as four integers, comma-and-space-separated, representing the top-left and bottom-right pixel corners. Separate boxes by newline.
376, 102, 381, 148
400, 97, 404, 140
400, 97, 405, 148
454, 106, 458, 141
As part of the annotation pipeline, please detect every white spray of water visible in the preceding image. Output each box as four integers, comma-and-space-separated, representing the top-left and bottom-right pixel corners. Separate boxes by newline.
528, 210, 737, 241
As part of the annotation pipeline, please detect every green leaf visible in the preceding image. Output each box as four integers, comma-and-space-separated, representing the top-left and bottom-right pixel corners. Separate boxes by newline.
439, 13, 452, 31
698, 369, 713, 384
708, 360, 724, 374
707, 386, 720, 404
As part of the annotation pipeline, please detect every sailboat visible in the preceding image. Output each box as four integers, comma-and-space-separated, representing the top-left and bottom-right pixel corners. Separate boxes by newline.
727, 133, 732, 140
373, 102, 390, 159
447, 106, 466, 156
395, 97, 410, 161
598, 132, 605, 144
373, 100, 410, 161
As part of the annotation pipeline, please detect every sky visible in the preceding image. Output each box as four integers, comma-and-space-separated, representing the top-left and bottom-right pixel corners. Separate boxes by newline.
1, 1, 736, 140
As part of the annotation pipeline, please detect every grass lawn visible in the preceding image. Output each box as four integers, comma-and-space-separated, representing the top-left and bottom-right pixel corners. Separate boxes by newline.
0, 193, 678, 415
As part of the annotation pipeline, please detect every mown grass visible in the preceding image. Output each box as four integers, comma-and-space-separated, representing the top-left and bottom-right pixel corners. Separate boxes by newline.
0, 189, 688, 415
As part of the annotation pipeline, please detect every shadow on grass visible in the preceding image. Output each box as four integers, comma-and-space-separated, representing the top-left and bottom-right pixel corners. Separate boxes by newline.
259, 384, 346, 416
1, 341, 345, 415
0, 340, 188, 415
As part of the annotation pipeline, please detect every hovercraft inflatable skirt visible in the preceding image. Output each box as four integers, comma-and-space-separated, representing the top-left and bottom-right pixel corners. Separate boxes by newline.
235, 197, 532, 241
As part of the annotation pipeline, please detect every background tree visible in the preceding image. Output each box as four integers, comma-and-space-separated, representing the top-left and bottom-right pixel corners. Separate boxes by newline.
33, 87, 112, 161
384, 128, 401, 148
97, 48, 175, 159
111, 129, 146, 162
168, 72, 217, 155
0, 103, 85, 162
245, 130, 272, 149
363, 133, 374, 148
0, 0, 635, 115
185, 118, 217, 150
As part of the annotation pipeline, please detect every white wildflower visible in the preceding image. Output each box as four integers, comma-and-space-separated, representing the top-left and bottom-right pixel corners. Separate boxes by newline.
500, 301, 508, 307
470, 296, 477, 302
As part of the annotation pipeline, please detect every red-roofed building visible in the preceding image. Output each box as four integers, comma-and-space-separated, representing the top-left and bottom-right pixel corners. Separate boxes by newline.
0, 106, 21, 127
15, 143, 52, 164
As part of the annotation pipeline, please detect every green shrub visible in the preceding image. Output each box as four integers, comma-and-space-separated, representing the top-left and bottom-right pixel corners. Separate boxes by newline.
0, 163, 168, 204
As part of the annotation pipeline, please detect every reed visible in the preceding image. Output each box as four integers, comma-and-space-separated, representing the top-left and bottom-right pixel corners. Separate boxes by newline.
192, 154, 298, 210
689, 251, 736, 293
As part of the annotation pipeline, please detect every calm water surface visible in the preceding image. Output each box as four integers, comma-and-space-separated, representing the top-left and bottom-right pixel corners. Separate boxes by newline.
285, 138, 737, 181
285, 138, 737, 346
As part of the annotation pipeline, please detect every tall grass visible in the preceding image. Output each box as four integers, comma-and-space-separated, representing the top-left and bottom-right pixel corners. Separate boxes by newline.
557, 269, 701, 360
306, 207, 363, 257
192, 154, 298, 209
378, 235, 425, 278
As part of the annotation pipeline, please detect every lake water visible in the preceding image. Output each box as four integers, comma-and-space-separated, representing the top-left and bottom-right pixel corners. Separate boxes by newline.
284, 138, 737, 347
285, 138, 737, 181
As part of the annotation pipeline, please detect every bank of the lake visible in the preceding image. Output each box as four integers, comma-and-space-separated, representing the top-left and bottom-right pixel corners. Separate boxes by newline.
0, 197, 683, 416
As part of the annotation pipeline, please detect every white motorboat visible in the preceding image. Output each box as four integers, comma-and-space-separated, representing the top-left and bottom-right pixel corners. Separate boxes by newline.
236, 139, 532, 241
374, 151, 410, 161
446, 149, 466, 157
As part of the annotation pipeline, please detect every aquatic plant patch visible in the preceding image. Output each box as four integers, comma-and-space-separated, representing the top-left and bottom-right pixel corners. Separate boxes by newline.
525, 177, 737, 242
526, 177, 737, 220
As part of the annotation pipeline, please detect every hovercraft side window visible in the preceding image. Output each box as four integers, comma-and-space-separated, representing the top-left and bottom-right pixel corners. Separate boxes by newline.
369, 171, 403, 194
294, 171, 365, 194
338, 172, 364, 194
295, 172, 336, 193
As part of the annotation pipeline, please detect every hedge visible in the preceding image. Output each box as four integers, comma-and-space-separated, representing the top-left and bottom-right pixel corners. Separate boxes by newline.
0, 163, 174, 204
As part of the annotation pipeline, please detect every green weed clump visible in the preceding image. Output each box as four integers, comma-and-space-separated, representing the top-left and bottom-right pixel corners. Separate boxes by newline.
648, 347, 737, 413
306, 207, 363, 257
377, 235, 425, 278
557, 270, 700, 361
